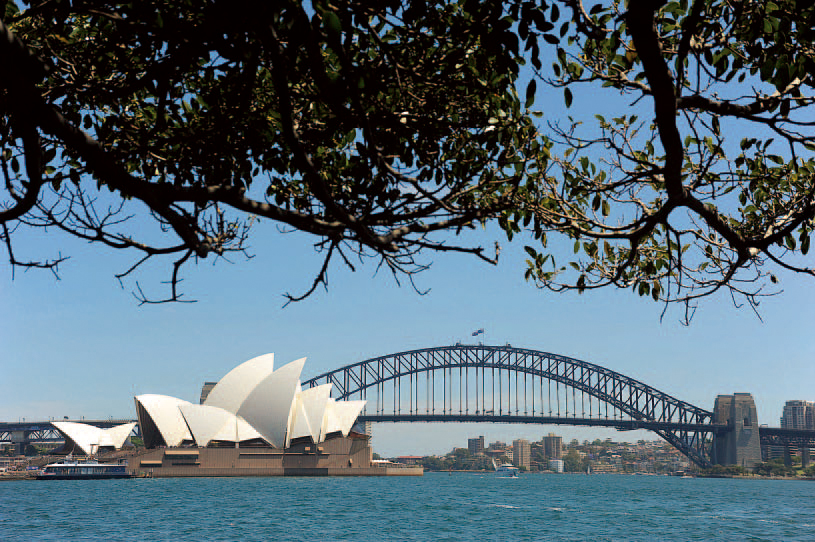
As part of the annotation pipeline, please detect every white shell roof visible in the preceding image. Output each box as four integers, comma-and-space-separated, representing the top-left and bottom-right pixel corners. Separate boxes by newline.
178, 404, 232, 447
322, 399, 366, 437
52, 421, 101, 455
226, 416, 263, 443
135, 394, 193, 447
204, 353, 275, 414
287, 384, 333, 445
52, 421, 136, 455
287, 397, 312, 448
134, 354, 368, 450
237, 357, 305, 448
179, 404, 264, 447
100, 422, 137, 449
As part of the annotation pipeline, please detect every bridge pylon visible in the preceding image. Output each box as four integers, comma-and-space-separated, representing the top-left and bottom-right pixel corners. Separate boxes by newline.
712, 393, 762, 469
10, 431, 29, 455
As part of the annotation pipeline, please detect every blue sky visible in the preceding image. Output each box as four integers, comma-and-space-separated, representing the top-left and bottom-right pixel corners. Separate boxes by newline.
3, 215, 814, 456
2, 12, 814, 456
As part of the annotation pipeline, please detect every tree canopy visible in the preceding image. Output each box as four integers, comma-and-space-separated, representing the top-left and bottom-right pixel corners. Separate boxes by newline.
2, 0, 815, 316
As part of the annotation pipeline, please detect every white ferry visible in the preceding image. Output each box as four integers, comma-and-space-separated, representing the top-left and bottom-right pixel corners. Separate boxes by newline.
37, 458, 131, 480
492, 458, 519, 478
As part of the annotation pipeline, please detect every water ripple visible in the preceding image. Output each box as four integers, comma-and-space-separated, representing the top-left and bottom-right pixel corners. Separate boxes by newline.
1, 474, 814, 541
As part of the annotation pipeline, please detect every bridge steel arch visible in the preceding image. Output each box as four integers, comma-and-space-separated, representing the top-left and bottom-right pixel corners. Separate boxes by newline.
303, 345, 718, 467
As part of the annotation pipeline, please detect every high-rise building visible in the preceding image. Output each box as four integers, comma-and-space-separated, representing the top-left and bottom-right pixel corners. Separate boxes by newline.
468, 435, 485, 455
781, 400, 815, 429
542, 433, 563, 459
199, 382, 217, 404
513, 439, 531, 470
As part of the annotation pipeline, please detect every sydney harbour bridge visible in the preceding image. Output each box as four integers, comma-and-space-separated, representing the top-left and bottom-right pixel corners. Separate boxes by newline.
3, 344, 814, 467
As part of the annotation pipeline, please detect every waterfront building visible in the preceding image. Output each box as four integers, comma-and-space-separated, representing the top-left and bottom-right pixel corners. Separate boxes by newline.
542, 433, 562, 459
484, 448, 506, 459
199, 382, 217, 405
484, 440, 510, 460
588, 462, 616, 473
549, 459, 563, 473
768, 400, 815, 463
513, 439, 531, 470
780, 400, 815, 430
394, 456, 423, 465
468, 435, 485, 456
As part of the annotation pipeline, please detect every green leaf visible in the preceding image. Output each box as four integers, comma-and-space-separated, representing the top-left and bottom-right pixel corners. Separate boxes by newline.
525, 79, 537, 108
323, 11, 342, 42
524, 246, 537, 258
780, 99, 790, 117
564, 87, 573, 107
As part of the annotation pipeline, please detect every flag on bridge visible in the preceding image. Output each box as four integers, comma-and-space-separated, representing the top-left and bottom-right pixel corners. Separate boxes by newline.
472, 328, 485, 336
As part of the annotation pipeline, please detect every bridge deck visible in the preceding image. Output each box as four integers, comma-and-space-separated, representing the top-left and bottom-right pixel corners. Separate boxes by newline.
358, 414, 725, 433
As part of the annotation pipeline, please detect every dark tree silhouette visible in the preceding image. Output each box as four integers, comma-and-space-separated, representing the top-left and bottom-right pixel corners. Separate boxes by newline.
3, 0, 815, 318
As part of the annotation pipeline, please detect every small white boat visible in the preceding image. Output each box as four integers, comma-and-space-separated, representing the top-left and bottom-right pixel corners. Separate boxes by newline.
492, 458, 519, 478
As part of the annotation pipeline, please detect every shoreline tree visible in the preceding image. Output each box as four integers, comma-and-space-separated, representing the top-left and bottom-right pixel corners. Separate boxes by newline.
2, 0, 814, 319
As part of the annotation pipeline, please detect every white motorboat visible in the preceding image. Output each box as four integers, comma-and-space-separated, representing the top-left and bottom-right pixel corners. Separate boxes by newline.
492, 458, 519, 478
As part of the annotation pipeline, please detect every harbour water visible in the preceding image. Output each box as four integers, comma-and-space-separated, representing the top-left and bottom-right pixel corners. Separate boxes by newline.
2, 473, 814, 540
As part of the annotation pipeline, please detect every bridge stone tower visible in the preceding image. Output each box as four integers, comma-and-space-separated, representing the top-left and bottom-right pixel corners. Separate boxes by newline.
713, 393, 762, 468
10, 430, 29, 456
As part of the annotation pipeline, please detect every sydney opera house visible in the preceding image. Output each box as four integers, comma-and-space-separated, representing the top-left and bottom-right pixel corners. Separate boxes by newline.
128, 353, 418, 476
50, 353, 419, 476
135, 354, 366, 450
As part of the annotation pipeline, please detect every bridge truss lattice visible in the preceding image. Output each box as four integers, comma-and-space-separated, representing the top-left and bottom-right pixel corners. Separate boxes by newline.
303, 345, 718, 467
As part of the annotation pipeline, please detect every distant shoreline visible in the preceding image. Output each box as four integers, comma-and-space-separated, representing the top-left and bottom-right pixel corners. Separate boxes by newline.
426, 470, 815, 480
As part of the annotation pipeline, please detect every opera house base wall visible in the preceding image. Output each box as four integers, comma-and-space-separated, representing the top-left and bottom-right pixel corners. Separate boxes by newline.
128, 436, 422, 477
